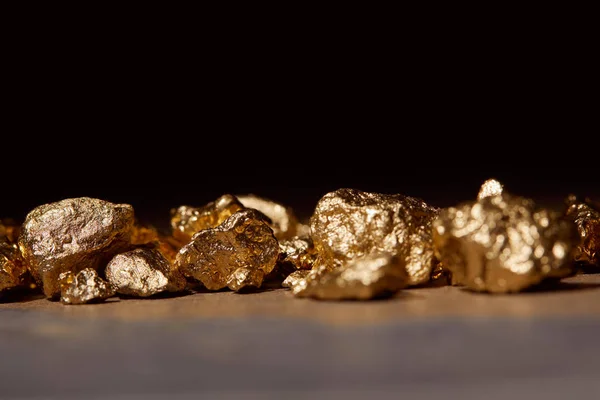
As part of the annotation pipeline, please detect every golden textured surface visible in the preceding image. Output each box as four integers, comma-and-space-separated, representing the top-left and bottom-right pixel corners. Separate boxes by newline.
433, 193, 576, 293
106, 248, 185, 297
282, 269, 311, 288
59, 268, 115, 305
278, 236, 317, 271
171, 194, 243, 243
175, 209, 279, 291
18, 197, 134, 298
477, 178, 504, 200
293, 253, 408, 300
565, 195, 600, 268
237, 194, 299, 240
310, 188, 439, 286
0, 239, 28, 292
0, 219, 21, 244
226, 267, 265, 291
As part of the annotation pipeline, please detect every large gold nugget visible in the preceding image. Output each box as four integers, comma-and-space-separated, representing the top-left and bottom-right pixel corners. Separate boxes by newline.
433, 193, 576, 293
175, 209, 279, 291
278, 236, 317, 271
171, 194, 243, 243
106, 248, 185, 297
565, 195, 600, 267
237, 194, 299, 240
19, 197, 134, 298
59, 268, 115, 305
293, 253, 408, 300
477, 178, 504, 200
310, 188, 439, 285
0, 239, 28, 293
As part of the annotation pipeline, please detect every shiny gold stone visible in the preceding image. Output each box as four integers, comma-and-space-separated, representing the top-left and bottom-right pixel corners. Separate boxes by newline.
278, 236, 317, 271
282, 269, 312, 289
433, 193, 576, 293
477, 178, 504, 200
565, 195, 600, 268
293, 253, 408, 300
106, 248, 185, 297
310, 188, 439, 286
0, 239, 28, 293
19, 197, 134, 298
59, 268, 115, 305
237, 194, 300, 240
226, 267, 264, 291
171, 194, 244, 243
175, 209, 279, 291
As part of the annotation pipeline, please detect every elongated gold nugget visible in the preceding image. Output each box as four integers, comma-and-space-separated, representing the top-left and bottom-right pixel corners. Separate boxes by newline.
237, 194, 300, 240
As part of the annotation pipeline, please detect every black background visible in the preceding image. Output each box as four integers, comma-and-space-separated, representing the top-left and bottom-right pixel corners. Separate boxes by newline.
2, 58, 598, 228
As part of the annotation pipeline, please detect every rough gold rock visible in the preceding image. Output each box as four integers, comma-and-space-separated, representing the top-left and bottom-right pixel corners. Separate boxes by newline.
171, 194, 243, 243
477, 178, 504, 200
433, 193, 576, 293
59, 268, 115, 305
237, 194, 299, 240
0, 219, 21, 244
175, 209, 279, 291
293, 253, 408, 300
565, 195, 600, 267
19, 197, 134, 298
282, 269, 311, 289
0, 239, 28, 292
310, 188, 439, 286
106, 248, 185, 297
226, 267, 265, 291
278, 236, 317, 271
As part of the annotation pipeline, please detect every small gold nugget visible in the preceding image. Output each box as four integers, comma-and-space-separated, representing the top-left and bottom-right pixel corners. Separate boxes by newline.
59, 268, 115, 305
106, 248, 185, 297
433, 193, 576, 293
171, 194, 243, 243
282, 269, 311, 289
565, 195, 600, 267
310, 188, 439, 286
0, 219, 21, 244
0, 239, 28, 293
237, 194, 300, 240
477, 178, 504, 200
293, 253, 408, 300
278, 236, 318, 271
19, 197, 134, 298
175, 209, 279, 291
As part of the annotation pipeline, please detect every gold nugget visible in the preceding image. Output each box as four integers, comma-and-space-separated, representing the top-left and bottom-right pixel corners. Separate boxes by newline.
106, 248, 185, 297
310, 188, 439, 285
477, 178, 504, 200
226, 267, 265, 291
282, 269, 311, 289
237, 194, 299, 240
293, 253, 408, 300
175, 209, 279, 291
433, 193, 576, 293
278, 236, 318, 271
171, 194, 243, 243
0, 239, 28, 293
59, 268, 115, 305
19, 197, 134, 298
0, 219, 21, 244
565, 195, 600, 268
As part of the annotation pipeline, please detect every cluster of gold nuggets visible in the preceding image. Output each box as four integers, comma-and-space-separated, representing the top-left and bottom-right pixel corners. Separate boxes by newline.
1, 180, 599, 304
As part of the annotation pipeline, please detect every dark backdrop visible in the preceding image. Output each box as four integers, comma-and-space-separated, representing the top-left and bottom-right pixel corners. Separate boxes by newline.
3, 66, 597, 227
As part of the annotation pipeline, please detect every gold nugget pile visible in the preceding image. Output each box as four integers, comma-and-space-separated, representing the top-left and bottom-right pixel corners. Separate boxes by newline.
1, 181, 599, 304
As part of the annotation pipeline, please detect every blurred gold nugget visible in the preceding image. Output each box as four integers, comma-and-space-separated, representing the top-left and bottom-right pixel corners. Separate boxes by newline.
175, 209, 279, 291
0, 238, 28, 292
565, 195, 600, 267
433, 193, 576, 293
278, 236, 317, 271
0, 219, 21, 244
477, 178, 504, 200
106, 248, 186, 297
59, 268, 115, 305
293, 253, 408, 300
310, 188, 439, 286
19, 197, 134, 298
282, 269, 311, 289
237, 194, 300, 240
171, 194, 243, 243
